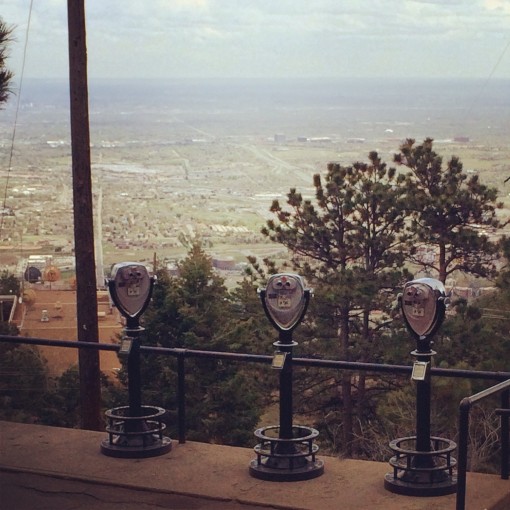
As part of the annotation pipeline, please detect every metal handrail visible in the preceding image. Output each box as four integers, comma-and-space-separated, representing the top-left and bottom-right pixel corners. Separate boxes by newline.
2, 334, 509, 381
2, 332, 510, 499
456, 379, 510, 510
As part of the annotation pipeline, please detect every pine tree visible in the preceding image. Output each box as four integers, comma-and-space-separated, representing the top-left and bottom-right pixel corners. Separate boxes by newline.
0, 343, 48, 421
0, 270, 20, 295
140, 243, 264, 445
0, 19, 13, 107
262, 152, 409, 455
396, 138, 502, 282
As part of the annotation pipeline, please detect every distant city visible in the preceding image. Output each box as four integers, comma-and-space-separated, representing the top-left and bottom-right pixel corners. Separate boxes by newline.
1, 77, 509, 287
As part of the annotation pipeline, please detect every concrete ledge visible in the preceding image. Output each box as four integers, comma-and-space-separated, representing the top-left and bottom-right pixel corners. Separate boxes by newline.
1, 421, 509, 510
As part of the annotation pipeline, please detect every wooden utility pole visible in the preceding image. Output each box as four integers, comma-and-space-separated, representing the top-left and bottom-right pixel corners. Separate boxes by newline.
67, 0, 102, 430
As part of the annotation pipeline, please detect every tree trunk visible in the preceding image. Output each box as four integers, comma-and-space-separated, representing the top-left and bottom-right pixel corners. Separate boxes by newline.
439, 242, 447, 283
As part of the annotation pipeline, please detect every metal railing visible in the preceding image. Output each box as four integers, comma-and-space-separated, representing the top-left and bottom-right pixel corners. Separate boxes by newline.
456, 379, 510, 510
1, 333, 509, 504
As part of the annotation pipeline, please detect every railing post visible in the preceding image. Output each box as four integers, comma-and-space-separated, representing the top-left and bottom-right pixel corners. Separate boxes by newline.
456, 400, 471, 510
177, 350, 186, 444
500, 389, 509, 480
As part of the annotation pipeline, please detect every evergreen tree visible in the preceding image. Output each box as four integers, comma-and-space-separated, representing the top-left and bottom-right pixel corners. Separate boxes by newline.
495, 236, 510, 302
0, 19, 13, 107
261, 152, 410, 455
227, 276, 275, 353
37, 366, 126, 428
396, 138, 502, 283
140, 243, 264, 445
0, 270, 20, 295
0, 343, 48, 422
38, 366, 81, 427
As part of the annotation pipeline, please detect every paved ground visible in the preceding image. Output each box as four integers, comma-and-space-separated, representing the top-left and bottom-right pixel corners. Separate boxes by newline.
0, 472, 273, 510
1, 421, 509, 510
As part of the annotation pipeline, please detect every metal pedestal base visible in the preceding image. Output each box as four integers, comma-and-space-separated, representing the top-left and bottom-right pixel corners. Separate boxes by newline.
384, 436, 457, 496
101, 405, 172, 459
249, 425, 324, 481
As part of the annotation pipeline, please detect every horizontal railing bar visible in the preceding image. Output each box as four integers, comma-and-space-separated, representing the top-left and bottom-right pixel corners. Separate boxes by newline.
0, 334, 119, 351
1, 334, 510, 381
142, 345, 272, 364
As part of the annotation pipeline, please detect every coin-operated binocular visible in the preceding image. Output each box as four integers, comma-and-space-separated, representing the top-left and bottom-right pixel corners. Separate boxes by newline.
109, 262, 154, 326
385, 278, 457, 496
261, 273, 310, 333
101, 263, 172, 458
401, 278, 447, 383
108, 262, 154, 359
401, 278, 447, 352
249, 274, 324, 481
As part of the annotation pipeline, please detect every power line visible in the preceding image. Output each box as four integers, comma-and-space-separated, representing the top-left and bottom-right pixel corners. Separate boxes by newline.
463, 35, 510, 130
0, 0, 34, 236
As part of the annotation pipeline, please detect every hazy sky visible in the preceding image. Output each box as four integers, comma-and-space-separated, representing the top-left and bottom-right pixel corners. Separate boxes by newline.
2, 0, 510, 81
